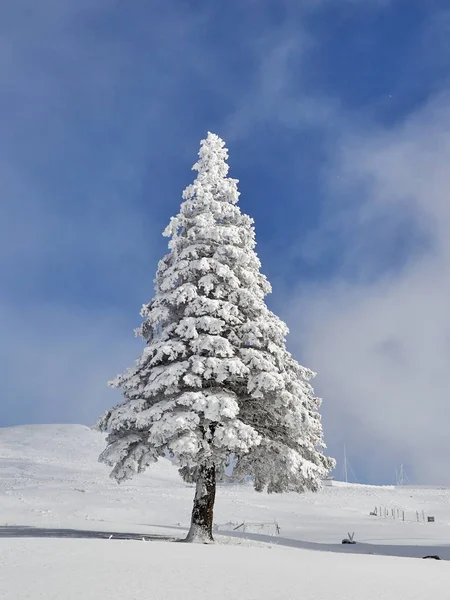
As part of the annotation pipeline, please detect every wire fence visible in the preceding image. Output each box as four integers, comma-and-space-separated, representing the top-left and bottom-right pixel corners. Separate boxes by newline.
370, 506, 434, 523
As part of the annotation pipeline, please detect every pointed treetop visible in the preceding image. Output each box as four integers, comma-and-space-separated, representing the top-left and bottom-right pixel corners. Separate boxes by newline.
192, 132, 230, 179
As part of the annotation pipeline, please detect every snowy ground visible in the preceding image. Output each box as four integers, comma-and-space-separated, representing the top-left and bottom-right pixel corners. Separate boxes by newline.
2, 538, 448, 600
1, 424, 450, 599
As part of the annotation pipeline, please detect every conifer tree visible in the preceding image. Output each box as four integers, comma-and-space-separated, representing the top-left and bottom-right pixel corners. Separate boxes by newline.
98, 133, 335, 542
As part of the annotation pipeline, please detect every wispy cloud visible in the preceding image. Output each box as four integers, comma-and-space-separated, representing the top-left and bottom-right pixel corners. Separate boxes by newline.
222, 7, 342, 141
286, 93, 450, 484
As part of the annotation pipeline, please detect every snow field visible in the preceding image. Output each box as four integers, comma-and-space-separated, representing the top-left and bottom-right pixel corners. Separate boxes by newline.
1, 538, 448, 600
1, 424, 450, 599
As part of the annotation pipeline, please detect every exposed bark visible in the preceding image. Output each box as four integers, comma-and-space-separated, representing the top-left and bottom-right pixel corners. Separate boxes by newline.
184, 463, 216, 543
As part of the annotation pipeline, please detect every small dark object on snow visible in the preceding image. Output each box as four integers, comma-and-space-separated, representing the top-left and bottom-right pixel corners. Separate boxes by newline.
423, 555, 440, 560
342, 532, 356, 544
427, 516, 435, 523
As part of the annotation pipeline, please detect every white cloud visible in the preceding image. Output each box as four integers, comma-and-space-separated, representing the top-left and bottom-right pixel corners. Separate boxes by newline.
286, 93, 450, 484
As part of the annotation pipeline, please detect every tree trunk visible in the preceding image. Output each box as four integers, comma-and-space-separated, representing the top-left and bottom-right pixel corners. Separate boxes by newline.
184, 463, 216, 543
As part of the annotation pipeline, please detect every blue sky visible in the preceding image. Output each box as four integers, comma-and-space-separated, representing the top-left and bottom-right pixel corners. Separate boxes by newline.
2, 0, 450, 484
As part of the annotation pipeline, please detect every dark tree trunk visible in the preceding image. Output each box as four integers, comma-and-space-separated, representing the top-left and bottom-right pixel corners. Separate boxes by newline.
184, 463, 216, 543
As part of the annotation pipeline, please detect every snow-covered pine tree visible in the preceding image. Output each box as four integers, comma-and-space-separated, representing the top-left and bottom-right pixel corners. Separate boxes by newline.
97, 132, 335, 543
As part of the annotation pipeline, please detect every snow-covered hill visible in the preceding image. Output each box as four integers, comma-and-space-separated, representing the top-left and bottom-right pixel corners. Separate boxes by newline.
1, 424, 450, 546
1, 424, 450, 600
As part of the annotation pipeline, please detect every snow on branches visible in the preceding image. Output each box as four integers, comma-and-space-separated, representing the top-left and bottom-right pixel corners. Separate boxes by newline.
98, 133, 334, 531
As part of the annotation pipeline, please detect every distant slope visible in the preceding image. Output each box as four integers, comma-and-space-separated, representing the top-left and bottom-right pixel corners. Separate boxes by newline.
0, 424, 179, 481
1, 424, 450, 546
